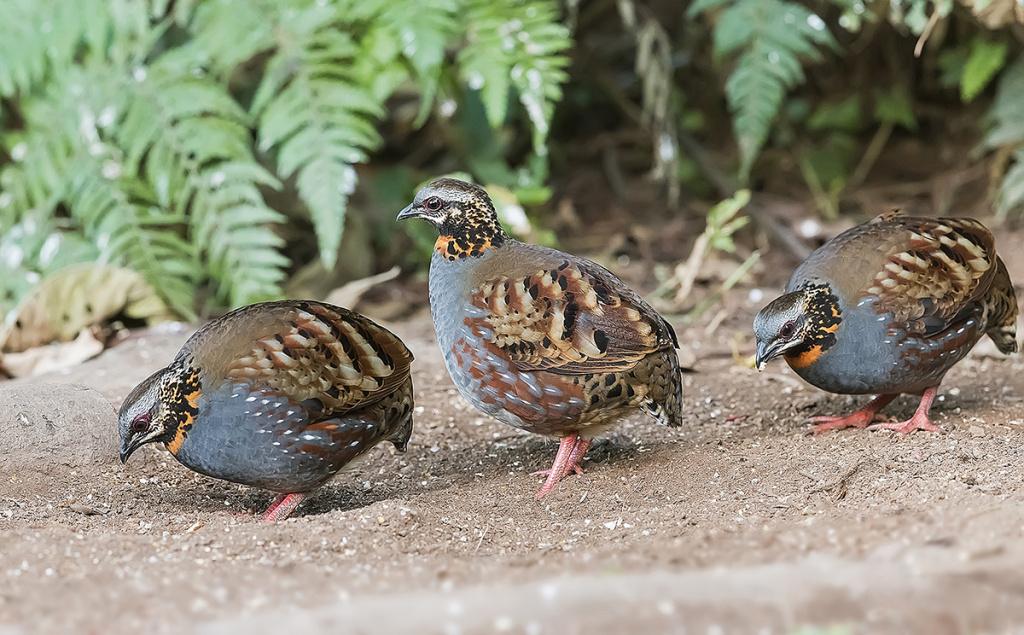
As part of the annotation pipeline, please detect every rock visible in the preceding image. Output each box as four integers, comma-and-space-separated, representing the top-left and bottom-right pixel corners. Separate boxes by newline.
0, 383, 118, 470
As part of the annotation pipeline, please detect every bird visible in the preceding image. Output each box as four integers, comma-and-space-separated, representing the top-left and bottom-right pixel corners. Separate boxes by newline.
753, 210, 1018, 435
397, 177, 683, 497
118, 300, 415, 521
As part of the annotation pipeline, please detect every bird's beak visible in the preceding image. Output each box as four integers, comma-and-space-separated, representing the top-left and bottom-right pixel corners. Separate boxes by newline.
754, 339, 786, 371
755, 341, 768, 371
120, 437, 142, 464
396, 203, 419, 222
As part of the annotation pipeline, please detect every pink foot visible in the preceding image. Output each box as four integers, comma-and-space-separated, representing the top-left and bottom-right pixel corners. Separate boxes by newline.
867, 387, 943, 434
805, 394, 897, 436
260, 492, 306, 522
531, 465, 585, 478
535, 435, 592, 498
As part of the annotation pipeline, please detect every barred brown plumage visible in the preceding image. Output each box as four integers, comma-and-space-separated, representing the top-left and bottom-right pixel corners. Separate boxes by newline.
398, 177, 684, 497
754, 210, 1017, 435
117, 300, 414, 521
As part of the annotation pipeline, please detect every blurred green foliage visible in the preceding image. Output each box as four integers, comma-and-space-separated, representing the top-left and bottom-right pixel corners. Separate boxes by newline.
680, 0, 1024, 219
688, 0, 840, 182
0, 0, 570, 319
982, 55, 1024, 219
3, 0, 1024, 331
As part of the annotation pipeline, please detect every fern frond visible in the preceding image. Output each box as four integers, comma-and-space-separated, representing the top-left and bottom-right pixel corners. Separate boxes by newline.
243, 7, 385, 270
191, 163, 289, 307
4, 65, 203, 317
693, 0, 837, 181
345, 0, 460, 124
0, 0, 54, 98
67, 163, 200, 317
116, 55, 288, 306
458, 0, 571, 167
0, 0, 150, 98
0, 213, 100, 318
188, 0, 277, 75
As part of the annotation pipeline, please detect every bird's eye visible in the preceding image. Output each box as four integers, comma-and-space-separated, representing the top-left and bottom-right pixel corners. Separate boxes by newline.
779, 320, 797, 339
424, 196, 443, 211
130, 412, 151, 434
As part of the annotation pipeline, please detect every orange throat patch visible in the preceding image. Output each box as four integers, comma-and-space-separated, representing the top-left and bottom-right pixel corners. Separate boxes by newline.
785, 345, 823, 369
784, 319, 840, 369
435, 235, 497, 261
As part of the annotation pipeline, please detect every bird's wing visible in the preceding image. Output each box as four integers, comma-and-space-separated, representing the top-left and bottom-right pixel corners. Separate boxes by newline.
859, 215, 1002, 336
466, 249, 677, 374
196, 300, 413, 413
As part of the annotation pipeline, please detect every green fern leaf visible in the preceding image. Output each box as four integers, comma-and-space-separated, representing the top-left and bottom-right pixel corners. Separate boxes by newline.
63, 153, 199, 317
113, 54, 287, 307
458, 0, 571, 165
246, 8, 385, 270
192, 165, 289, 307
38, 66, 202, 315
189, 0, 277, 75
346, 0, 460, 125
0, 213, 101, 317
697, 0, 837, 181
0, 0, 54, 97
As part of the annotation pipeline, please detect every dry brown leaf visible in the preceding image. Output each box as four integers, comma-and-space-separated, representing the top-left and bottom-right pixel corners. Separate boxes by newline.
324, 266, 401, 309
959, 0, 1024, 28
2, 264, 171, 353
2, 328, 105, 377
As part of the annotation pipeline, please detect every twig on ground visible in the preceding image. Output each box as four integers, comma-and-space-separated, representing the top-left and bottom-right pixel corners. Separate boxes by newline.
473, 524, 490, 555
809, 459, 877, 502
677, 130, 812, 261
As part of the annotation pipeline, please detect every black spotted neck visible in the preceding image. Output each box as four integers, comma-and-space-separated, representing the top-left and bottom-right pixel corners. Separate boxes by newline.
434, 202, 507, 261
785, 283, 843, 369
160, 360, 203, 454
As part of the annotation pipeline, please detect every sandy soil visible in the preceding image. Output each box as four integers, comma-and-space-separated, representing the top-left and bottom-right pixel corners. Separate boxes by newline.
3, 238, 1024, 634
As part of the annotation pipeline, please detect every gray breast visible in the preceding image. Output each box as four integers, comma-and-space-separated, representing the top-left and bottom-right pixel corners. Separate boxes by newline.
793, 297, 981, 395
175, 382, 379, 493
426, 250, 535, 428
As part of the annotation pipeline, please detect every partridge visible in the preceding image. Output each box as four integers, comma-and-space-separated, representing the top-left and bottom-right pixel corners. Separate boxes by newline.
398, 178, 683, 497
754, 211, 1018, 434
118, 300, 414, 521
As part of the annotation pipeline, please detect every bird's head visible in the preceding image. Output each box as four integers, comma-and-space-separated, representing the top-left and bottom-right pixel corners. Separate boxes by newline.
118, 363, 201, 462
118, 369, 168, 463
397, 178, 506, 260
753, 284, 842, 371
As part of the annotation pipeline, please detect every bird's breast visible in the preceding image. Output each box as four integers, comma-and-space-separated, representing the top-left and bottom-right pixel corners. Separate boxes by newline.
171, 381, 387, 492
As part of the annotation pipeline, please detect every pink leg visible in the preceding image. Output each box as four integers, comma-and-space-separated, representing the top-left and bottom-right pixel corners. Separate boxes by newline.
805, 394, 897, 435
867, 387, 943, 434
531, 437, 591, 478
534, 435, 592, 498
261, 492, 306, 522
565, 437, 592, 473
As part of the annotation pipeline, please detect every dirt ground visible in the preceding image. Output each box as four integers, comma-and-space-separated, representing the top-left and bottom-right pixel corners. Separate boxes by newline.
4, 230, 1024, 634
